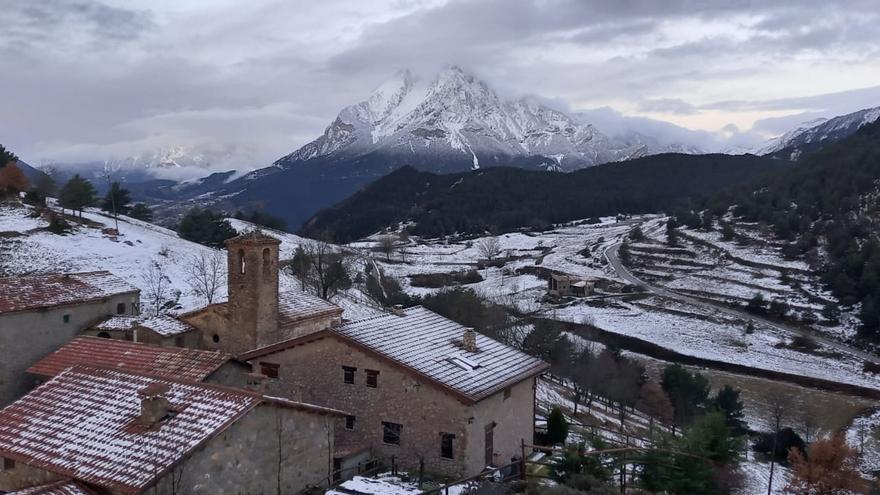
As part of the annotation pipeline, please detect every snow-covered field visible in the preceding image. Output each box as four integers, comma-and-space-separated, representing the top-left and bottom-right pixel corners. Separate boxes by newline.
0, 203, 380, 320
360, 216, 879, 394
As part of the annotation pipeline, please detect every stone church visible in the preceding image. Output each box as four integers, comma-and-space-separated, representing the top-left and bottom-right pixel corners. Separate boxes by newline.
179, 230, 343, 356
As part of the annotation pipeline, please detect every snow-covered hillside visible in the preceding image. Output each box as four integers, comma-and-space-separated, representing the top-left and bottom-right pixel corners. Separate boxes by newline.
354, 216, 880, 394
0, 203, 378, 320
276, 67, 700, 171
752, 106, 880, 159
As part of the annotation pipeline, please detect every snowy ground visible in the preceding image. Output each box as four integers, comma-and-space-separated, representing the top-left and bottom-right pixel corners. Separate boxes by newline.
362, 216, 879, 393
0, 202, 381, 320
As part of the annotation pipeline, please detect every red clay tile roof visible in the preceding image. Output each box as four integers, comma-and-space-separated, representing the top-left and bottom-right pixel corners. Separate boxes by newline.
9, 480, 99, 495
0, 271, 139, 315
26, 336, 231, 381
0, 366, 261, 495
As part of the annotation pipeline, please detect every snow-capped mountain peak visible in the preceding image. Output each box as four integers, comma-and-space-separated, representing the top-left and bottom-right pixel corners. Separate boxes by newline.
752, 106, 880, 159
276, 66, 701, 171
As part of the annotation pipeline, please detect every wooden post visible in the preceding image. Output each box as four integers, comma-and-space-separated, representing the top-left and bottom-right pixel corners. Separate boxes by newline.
418, 458, 425, 489
520, 438, 527, 481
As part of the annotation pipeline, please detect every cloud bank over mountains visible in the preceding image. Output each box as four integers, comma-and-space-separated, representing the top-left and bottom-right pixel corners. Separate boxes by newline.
1, 0, 879, 172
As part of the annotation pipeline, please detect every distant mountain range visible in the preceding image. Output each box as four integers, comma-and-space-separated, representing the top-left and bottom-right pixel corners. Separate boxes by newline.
28, 67, 878, 232
275, 66, 702, 172
751, 106, 880, 160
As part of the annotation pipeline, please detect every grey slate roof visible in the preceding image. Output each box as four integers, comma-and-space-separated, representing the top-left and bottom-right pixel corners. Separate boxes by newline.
278, 291, 342, 327
333, 306, 548, 402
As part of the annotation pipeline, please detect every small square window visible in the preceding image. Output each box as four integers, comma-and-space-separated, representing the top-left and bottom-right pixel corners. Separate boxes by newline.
382, 421, 402, 445
63, 314, 71, 323
260, 362, 280, 379
503, 388, 512, 400
365, 369, 379, 388
343, 366, 356, 384
3, 457, 14, 470
345, 415, 356, 430
440, 433, 455, 459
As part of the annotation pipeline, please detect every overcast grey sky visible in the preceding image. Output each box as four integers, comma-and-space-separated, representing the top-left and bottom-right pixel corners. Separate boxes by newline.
2, 0, 880, 168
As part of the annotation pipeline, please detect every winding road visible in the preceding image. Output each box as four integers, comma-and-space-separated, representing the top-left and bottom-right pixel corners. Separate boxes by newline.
603, 242, 880, 366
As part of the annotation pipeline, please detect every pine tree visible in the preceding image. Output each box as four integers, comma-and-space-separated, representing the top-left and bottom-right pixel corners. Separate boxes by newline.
100, 182, 132, 215
713, 385, 746, 432
58, 174, 96, 217
547, 407, 569, 445
177, 207, 237, 248
0, 144, 17, 166
662, 364, 710, 427
128, 203, 154, 222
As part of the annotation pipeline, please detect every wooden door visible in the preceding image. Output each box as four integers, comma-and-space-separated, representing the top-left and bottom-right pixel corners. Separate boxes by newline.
485, 423, 495, 467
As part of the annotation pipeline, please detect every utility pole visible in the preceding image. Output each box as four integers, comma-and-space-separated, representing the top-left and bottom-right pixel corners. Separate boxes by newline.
767, 401, 784, 495
103, 163, 119, 233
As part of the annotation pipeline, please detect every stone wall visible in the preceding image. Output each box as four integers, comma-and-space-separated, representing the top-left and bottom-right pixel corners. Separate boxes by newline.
0, 294, 138, 406
0, 455, 63, 492
463, 378, 537, 473
151, 403, 335, 494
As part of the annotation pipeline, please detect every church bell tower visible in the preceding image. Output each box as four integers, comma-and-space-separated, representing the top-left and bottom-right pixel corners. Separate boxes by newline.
224, 230, 281, 350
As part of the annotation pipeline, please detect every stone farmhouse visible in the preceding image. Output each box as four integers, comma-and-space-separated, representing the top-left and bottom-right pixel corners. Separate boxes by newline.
0, 365, 345, 494
547, 273, 596, 298
240, 306, 550, 478
0, 271, 140, 406
179, 231, 343, 356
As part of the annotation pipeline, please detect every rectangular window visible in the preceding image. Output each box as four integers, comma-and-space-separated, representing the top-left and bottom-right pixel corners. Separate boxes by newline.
440, 433, 455, 459
345, 415, 356, 430
63, 314, 71, 323
260, 362, 280, 379
503, 388, 512, 400
3, 457, 14, 470
365, 369, 379, 388
343, 366, 356, 384
382, 421, 402, 445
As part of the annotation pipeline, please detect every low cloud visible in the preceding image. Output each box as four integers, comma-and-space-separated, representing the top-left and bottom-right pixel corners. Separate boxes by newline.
1, 0, 878, 170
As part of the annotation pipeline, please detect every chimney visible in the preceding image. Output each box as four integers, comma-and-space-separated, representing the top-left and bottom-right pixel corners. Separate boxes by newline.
462, 328, 477, 353
390, 304, 405, 316
137, 383, 173, 427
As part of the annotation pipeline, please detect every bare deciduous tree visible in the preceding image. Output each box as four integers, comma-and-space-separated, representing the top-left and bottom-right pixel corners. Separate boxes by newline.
786, 432, 862, 495
141, 257, 172, 316
476, 236, 501, 262
637, 381, 674, 435
185, 250, 226, 305
377, 235, 396, 261
300, 240, 352, 300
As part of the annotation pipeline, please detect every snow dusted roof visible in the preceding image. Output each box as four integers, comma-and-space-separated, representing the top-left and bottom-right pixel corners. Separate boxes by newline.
9, 480, 98, 495
278, 290, 342, 327
242, 306, 549, 403
27, 336, 231, 381
91, 315, 196, 336
0, 366, 260, 494
0, 366, 344, 494
138, 315, 196, 336
91, 315, 139, 331
0, 271, 139, 315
